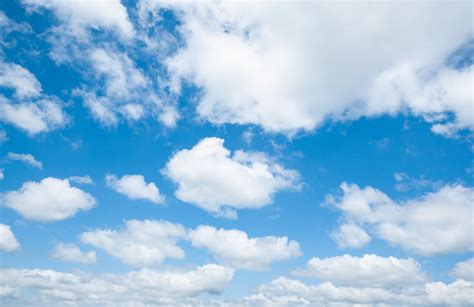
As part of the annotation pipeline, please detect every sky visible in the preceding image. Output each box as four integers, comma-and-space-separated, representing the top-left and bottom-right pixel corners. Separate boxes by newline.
0, 1, 473, 306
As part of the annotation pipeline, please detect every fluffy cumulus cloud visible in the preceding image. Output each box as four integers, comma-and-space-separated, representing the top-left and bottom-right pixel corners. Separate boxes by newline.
163, 137, 300, 218
105, 174, 164, 204
80, 219, 187, 267
0, 60, 68, 135
0, 265, 233, 306
188, 225, 301, 270
155, 2, 473, 136
451, 258, 474, 281
1, 177, 96, 222
0, 224, 20, 252
7, 152, 42, 169
293, 254, 427, 288
327, 183, 474, 255
80, 219, 301, 270
242, 276, 474, 306
51, 243, 96, 264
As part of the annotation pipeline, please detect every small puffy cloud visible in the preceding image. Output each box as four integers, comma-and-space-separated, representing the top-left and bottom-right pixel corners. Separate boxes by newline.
67, 175, 94, 185
51, 243, 97, 264
1, 177, 96, 222
21, 0, 134, 38
7, 152, 43, 169
0, 60, 41, 98
0, 265, 233, 305
106, 174, 164, 204
293, 254, 427, 288
188, 225, 301, 270
327, 183, 474, 255
80, 220, 187, 267
0, 96, 68, 135
330, 223, 371, 249
0, 224, 20, 252
0, 169, 3, 180
451, 258, 474, 281
243, 277, 474, 306
163, 137, 300, 217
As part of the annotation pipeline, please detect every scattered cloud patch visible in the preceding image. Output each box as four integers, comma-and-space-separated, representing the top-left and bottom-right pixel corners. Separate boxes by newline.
0, 60, 41, 98
51, 243, 96, 264
0, 59, 68, 135
67, 175, 94, 185
7, 152, 42, 169
330, 223, 371, 249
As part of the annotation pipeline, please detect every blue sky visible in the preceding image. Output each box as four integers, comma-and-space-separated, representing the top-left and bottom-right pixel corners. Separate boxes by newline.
0, 1, 473, 306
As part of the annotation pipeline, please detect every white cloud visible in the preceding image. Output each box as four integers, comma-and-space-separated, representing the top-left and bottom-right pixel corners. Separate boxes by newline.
80, 219, 187, 267
1, 177, 96, 222
0, 60, 68, 135
327, 183, 474, 255
90, 48, 147, 99
0, 169, 4, 180
7, 152, 43, 169
0, 96, 68, 135
329, 223, 371, 249
293, 254, 427, 288
0, 60, 41, 98
159, 2, 472, 136
188, 225, 301, 270
79, 92, 118, 127
51, 243, 96, 264
0, 224, 20, 252
22, 0, 134, 39
366, 64, 474, 137
243, 277, 474, 306
163, 137, 299, 217
73, 48, 179, 128
451, 258, 474, 281
67, 175, 94, 185
105, 174, 164, 204
0, 265, 233, 305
